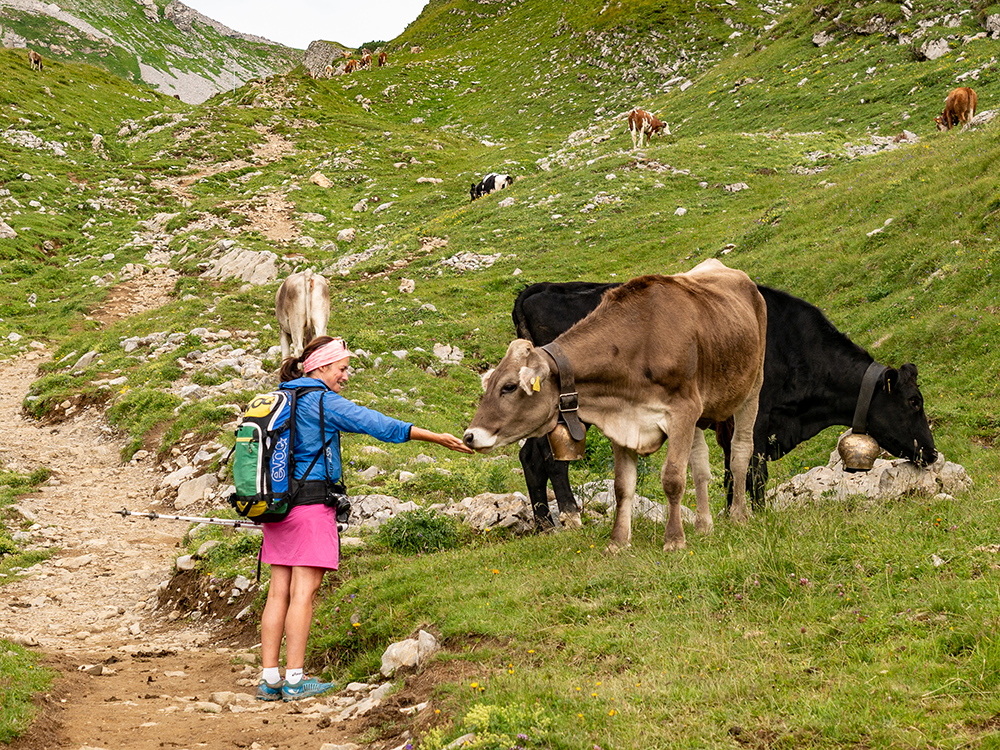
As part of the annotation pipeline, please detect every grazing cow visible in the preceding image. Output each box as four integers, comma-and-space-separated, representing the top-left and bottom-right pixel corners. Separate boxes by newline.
324, 64, 334, 78
361, 53, 372, 69
512, 281, 937, 529
343, 59, 359, 74
28, 50, 43, 72
275, 270, 331, 360
627, 108, 667, 150
378, 51, 388, 67
341, 50, 353, 59
935, 87, 977, 131
470, 172, 512, 201
465, 260, 768, 552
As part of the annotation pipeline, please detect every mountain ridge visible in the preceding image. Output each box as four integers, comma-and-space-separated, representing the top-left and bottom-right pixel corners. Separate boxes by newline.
0, 0, 303, 102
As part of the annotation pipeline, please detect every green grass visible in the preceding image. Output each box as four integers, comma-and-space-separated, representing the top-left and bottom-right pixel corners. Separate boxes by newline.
5, 0, 1000, 744
0, 642, 56, 743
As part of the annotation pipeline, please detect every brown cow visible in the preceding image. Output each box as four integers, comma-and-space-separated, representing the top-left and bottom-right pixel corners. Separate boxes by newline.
28, 50, 43, 72
275, 270, 331, 360
343, 59, 359, 74
935, 87, 977, 131
627, 108, 668, 150
378, 51, 388, 67
341, 50, 352, 59
464, 259, 767, 553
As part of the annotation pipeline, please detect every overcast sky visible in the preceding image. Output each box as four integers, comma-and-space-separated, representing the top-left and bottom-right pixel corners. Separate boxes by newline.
184, 0, 428, 50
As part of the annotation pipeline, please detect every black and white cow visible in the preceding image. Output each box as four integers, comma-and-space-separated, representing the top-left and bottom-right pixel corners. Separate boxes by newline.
512, 280, 937, 528
470, 172, 512, 201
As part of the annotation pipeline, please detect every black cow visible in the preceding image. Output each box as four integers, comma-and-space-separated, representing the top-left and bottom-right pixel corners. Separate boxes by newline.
470, 172, 512, 201
512, 281, 937, 528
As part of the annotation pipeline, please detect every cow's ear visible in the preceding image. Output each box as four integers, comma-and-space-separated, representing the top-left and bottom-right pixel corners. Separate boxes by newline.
518, 364, 548, 395
880, 367, 899, 393
480, 368, 495, 391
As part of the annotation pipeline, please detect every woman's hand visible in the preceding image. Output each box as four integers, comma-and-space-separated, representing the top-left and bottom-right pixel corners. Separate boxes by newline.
410, 427, 475, 454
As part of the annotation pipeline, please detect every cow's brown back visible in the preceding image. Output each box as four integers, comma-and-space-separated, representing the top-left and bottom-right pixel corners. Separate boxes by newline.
564, 265, 765, 426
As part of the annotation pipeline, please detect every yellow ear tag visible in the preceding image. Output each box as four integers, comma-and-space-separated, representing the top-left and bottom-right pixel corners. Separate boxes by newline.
532, 376, 540, 392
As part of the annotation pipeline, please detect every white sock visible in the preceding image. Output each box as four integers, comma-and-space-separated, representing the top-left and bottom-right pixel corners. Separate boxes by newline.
285, 668, 303, 685
262, 667, 281, 685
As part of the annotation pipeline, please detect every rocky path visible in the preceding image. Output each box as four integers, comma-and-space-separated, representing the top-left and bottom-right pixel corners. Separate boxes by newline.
1, 353, 411, 749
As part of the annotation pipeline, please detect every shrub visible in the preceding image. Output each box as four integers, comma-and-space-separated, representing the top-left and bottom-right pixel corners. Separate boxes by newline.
369, 508, 463, 554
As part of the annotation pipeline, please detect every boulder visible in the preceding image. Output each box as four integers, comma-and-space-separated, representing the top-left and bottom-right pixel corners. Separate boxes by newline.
380, 629, 440, 676
200, 247, 278, 285
310, 171, 333, 188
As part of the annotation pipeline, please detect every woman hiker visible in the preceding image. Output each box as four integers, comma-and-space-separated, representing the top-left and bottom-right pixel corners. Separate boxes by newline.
256, 335, 473, 701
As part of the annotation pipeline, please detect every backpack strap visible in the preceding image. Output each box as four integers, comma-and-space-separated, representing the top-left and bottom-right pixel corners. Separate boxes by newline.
288, 386, 338, 501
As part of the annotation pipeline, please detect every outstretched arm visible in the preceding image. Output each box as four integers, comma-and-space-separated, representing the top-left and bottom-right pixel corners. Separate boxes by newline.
409, 426, 474, 454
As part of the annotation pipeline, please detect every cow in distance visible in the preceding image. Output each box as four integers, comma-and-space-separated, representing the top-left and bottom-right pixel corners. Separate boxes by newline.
275, 270, 331, 361
935, 87, 977, 131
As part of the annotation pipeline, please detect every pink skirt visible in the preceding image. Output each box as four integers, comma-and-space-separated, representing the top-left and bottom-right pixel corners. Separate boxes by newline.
261, 503, 340, 570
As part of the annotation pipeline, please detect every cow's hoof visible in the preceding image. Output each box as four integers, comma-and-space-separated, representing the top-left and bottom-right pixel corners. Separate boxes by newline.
729, 509, 750, 523
559, 512, 582, 530
663, 539, 687, 552
604, 541, 630, 555
694, 517, 714, 535
533, 517, 556, 534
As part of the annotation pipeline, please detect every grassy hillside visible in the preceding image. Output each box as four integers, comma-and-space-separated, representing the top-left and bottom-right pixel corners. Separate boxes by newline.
4, 0, 1000, 744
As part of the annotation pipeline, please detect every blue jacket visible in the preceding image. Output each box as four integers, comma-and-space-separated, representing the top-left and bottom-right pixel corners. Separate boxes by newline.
280, 377, 413, 483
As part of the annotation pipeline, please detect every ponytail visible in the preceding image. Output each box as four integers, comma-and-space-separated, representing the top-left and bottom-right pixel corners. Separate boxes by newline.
279, 335, 336, 382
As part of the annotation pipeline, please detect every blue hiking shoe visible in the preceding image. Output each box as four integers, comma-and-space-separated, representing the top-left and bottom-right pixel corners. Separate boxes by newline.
255, 678, 284, 701
281, 675, 335, 701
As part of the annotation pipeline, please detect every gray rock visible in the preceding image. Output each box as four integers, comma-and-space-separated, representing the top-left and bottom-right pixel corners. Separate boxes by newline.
72, 351, 100, 370
200, 247, 278, 285
175, 474, 219, 509
918, 38, 951, 61
380, 629, 440, 676
768, 444, 972, 507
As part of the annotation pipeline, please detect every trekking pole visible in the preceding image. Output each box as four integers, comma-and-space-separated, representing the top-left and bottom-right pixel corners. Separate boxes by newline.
113, 508, 347, 532
113, 508, 264, 530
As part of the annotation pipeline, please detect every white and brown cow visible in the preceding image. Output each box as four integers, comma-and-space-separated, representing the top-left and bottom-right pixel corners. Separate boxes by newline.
464, 259, 767, 553
28, 50, 43, 72
360, 53, 373, 69
275, 270, 331, 360
378, 51, 388, 67
935, 87, 977, 131
627, 108, 668, 150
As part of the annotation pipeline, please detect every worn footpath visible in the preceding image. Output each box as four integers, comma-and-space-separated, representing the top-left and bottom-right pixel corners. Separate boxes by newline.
0, 352, 438, 750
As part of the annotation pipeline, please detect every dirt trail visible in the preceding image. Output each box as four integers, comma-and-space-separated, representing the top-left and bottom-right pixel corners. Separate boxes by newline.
1, 286, 421, 749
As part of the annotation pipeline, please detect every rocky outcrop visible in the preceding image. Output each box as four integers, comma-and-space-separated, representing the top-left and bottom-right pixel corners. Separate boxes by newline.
768, 447, 972, 508
304, 40, 349, 78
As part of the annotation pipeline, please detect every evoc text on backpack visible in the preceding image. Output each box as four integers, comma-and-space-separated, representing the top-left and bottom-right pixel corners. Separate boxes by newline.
229, 386, 349, 524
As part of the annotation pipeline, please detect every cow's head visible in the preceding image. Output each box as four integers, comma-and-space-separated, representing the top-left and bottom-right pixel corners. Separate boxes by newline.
934, 114, 949, 131
865, 363, 936, 466
463, 339, 560, 452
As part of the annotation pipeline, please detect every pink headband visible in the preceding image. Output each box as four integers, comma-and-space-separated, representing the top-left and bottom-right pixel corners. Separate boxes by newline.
303, 339, 352, 374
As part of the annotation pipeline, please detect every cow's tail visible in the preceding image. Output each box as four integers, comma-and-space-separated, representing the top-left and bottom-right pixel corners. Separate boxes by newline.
511, 290, 532, 341
304, 269, 313, 341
